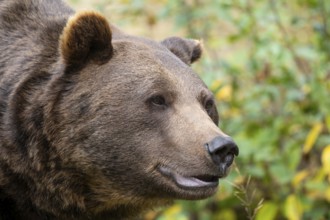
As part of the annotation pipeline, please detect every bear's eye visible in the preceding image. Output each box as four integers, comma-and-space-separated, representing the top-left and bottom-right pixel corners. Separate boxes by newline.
150, 95, 167, 107
205, 99, 214, 115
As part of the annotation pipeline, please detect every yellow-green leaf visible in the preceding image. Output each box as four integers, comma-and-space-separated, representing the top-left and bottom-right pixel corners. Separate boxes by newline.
303, 123, 323, 154
302, 84, 311, 94
215, 85, 232, 101
326, 187, 330, 202
284, 194, 303, 220
160, 204, 188, 220
326, 115, 330, 132
255, 202, 278, 220
214, 209, 237, 220
210, 79, 222, 91
311, 168, 326, 183
322, 145, 330, 174
291, 170, 309, 188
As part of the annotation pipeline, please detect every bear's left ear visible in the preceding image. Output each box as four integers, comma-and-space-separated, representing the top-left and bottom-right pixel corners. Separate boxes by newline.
161, 37, 203, 65
60, 11, 113, 71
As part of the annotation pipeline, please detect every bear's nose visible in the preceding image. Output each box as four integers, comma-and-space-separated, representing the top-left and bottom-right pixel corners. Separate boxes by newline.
205, 136, 239, 171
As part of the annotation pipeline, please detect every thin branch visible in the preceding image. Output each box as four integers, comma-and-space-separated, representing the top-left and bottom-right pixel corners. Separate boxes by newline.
229, 167, 264, 220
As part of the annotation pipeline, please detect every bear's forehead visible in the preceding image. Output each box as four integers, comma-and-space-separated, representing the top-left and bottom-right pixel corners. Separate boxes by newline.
116, 46, 204, 92
81, 36, 208, 100
111, 38, 203, 82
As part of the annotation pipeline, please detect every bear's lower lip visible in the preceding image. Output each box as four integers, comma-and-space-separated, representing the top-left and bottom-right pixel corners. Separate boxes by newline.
158, 166, 219, 189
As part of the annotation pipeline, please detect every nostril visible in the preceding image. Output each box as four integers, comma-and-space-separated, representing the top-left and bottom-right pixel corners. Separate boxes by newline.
224, 154, 234, 165
205, 136, 239, 167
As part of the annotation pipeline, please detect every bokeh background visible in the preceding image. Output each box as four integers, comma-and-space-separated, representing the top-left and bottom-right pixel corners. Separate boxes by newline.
66, 0, 330, 219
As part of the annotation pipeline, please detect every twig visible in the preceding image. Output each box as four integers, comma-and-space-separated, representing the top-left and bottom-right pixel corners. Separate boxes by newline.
229, 166, 264, 220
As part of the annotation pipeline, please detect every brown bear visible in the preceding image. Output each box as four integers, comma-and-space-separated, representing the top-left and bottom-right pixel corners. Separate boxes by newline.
0, 0, 239, 219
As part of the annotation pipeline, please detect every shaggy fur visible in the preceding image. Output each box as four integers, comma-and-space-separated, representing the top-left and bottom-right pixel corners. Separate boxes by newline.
0, 0, 237, 219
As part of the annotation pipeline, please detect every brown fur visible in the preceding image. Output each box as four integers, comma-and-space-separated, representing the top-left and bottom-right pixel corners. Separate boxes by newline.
0, 0, 237, 219
60, 11, 113, 71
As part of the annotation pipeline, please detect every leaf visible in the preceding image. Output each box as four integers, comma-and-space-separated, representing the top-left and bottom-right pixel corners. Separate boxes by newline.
295, 46, 318, 60
159, 204, 188, 220
214, 209, 236, 220
284, 194, 303, 220
292, 170, 309, 188
255, 201, 278, 220
326, 115, 330, 132
269, 163, 293, 184
210, 79, 222, 92
215, 85, 232, 101
303, 122, 323, 154
321, 145, 330, 174
326, 187, 330, 202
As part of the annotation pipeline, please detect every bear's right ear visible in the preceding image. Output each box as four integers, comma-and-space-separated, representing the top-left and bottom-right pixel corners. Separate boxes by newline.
60, 11, 113, 71
161, 37, 203, 65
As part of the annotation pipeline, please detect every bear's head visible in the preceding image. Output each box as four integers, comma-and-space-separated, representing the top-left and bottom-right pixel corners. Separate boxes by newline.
45, 11, 239, 213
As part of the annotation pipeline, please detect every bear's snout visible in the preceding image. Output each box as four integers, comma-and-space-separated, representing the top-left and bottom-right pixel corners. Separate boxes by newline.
205, 136, 239, 173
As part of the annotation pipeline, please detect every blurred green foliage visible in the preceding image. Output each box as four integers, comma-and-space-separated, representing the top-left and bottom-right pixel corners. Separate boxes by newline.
68, 0, 330, 219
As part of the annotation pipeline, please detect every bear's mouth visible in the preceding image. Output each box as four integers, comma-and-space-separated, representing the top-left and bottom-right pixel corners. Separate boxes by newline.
158, 166, 220, 189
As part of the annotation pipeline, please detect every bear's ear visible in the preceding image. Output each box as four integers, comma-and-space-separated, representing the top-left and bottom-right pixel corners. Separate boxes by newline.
161, 37, 203, 65
60, 11, 113, 71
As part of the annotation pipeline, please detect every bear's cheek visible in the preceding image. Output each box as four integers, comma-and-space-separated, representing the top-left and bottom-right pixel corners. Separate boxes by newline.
76, 116, 160, 175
